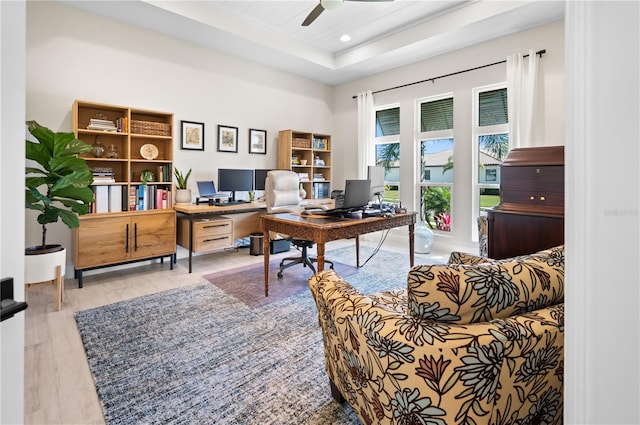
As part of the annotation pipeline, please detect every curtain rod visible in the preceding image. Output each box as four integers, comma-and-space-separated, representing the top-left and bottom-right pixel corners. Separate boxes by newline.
352, 49, 546, 99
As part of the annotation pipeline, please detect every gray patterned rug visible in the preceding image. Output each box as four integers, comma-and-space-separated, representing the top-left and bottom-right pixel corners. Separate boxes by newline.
75, 247, 440, 424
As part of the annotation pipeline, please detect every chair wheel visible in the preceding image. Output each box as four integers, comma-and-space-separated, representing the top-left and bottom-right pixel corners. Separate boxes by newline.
277, 271, 284, 278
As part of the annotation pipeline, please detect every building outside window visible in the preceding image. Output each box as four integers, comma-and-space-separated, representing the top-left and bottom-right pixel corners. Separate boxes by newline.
417, 95, 454, 231
374, 106, 400, 202
473, 85, 510, 231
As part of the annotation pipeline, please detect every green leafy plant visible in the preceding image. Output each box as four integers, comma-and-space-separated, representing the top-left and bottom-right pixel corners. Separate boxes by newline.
174, 167, 192, 190
25, 120, 94, 249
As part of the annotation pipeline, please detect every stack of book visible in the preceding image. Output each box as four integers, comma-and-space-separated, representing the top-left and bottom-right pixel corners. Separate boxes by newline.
92, 167, 115, 184
313, 173, 325, 181
87, 118, 117, 132
298, 172, 310, 182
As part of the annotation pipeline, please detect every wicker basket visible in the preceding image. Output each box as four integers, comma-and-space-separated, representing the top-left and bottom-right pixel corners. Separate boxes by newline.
130, 120, 171, 136
292, 137, 311, 148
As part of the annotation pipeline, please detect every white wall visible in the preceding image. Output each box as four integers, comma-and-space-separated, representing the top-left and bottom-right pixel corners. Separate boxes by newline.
332, 21, 565, 253
26, 1, 334, 265
565, 1, 639, 423
0, 1, 26, 423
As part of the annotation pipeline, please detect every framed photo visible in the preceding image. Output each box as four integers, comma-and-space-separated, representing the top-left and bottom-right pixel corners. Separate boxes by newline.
180, 120, 205, 151
249, 128, 267, 154
217, 125, 238, 153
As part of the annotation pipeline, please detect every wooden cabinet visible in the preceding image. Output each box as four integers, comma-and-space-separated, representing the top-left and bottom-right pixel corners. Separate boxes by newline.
278, 130, 331, 199
177, 216, 234, 252
73, 210, 176, 286
487, 146, 564, 259
71, 100, 176, 285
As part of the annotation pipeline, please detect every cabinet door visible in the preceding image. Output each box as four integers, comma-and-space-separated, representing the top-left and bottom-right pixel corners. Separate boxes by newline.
130, 211, 176, 259
75, 216, 132, 268
487, 211, 564, 259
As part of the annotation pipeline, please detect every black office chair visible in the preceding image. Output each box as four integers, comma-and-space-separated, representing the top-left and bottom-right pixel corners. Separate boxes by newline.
264, 170, 333, 278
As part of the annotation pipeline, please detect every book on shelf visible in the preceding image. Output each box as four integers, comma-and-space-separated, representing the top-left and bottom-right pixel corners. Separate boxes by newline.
298, 172, 310, 182
313, 182, 331, 199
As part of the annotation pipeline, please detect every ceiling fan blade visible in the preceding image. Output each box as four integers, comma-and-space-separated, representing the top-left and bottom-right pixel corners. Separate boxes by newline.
302, 3, 325, 26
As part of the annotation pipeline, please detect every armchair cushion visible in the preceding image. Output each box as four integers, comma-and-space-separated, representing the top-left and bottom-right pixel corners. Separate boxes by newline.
408, 246, 564, 324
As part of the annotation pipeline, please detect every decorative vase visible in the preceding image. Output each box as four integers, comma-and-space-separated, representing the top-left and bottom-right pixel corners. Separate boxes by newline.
175, 189, 191, 204
415, 222, 434, 254
92, 139, 105, 158
298, 184, 307, 200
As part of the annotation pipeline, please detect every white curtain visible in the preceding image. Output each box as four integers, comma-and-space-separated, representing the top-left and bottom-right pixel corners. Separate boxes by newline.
506, 49, 541, 148
357, 90, 374, 178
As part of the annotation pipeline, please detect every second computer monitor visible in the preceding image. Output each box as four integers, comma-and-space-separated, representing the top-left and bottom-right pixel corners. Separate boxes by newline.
253, 169, 271, 191
342, 179, 371, 211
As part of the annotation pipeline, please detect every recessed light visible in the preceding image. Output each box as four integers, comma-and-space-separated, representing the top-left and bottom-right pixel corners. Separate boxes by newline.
340, 34, 351, 42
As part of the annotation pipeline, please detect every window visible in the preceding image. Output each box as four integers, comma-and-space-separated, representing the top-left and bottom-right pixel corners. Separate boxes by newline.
374, 106, 400, 202
473, 85, 509, 237
417, 95, 454, 231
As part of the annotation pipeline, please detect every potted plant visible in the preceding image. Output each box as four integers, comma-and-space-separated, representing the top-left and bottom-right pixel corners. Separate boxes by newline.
174, 167, 192, 204
25, 120, 94, 308
25, 120, 94, 254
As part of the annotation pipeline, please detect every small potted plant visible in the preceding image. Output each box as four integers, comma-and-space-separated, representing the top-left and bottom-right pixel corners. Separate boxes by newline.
174, 167, 192, 204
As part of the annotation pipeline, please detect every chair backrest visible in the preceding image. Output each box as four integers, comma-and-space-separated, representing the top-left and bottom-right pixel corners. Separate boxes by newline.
265, 170, 303, 214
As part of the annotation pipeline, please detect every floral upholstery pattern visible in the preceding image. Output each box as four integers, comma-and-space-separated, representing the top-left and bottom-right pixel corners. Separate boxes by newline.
477, 215, 488, 257
308, 246, 564, 425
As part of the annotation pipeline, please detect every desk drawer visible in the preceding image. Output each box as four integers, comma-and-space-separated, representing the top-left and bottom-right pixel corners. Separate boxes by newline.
177, 216, 233, 251
194, 219, 233, 236
194, 234, 233, 252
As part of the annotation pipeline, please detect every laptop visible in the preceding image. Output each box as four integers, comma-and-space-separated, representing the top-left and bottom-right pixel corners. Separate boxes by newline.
197, 181, 217, 198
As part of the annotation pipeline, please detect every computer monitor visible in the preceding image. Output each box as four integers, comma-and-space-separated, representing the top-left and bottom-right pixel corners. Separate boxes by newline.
367, 165, 385, 202
217, 168, 254, 201
342, 179, 371, 211
196, 181, 217, 198
254, 169, 271, 191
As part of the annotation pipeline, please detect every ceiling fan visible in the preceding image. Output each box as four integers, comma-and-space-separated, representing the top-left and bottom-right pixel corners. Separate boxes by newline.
302, 0, 393, 27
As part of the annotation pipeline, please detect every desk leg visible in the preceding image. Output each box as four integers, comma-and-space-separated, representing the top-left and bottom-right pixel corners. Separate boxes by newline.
409, 223, 415, 267
188, 214, 194, 273
263, 229, 270, 297
317, 243, 325, 272
355, 235, 360, 267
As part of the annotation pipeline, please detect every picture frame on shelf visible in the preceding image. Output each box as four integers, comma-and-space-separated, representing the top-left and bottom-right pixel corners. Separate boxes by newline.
180, 120, 205, 151
218, 125, 238, 153
249, 128, 267, 154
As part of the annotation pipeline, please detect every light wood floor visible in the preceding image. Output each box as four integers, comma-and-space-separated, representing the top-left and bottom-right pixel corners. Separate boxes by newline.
24, 237, 450, 424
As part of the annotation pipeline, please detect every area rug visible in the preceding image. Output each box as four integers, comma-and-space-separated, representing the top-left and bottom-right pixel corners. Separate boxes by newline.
75, 247, 441, 425
203, 253, 360, 308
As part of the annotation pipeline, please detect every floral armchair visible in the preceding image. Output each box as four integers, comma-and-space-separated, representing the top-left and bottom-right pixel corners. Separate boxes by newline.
308, 246, 564, 425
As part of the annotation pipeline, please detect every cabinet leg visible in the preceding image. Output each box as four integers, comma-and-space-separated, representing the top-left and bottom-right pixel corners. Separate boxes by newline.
77, 270, 83, 288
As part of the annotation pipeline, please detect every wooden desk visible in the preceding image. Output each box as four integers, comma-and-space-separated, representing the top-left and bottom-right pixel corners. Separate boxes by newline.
174, 201, 266, 273
261, 212, 416, 296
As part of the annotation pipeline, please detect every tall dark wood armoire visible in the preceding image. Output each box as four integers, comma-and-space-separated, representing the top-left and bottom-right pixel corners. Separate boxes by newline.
487, 146, 564, 259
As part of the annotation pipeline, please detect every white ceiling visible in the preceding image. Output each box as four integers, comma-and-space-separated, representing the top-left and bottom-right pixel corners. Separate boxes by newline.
60, 0, 565, 85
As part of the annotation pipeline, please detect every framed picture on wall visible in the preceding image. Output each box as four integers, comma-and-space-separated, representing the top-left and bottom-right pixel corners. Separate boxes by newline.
180, 120, 205, 151
249, 128, 267, 154
217, 125, 238, 153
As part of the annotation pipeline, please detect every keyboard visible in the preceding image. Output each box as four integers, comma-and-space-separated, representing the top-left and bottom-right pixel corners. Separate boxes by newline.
222, 200, 248, 206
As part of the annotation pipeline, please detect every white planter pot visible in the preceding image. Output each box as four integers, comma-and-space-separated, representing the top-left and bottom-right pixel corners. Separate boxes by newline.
25, 247, 66, 283
175, 189, 192, 204
415, 223, 434, 254
25, 247, 66, 311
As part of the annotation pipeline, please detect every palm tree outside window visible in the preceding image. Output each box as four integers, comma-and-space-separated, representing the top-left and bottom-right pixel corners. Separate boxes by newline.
374, 106, 400, 203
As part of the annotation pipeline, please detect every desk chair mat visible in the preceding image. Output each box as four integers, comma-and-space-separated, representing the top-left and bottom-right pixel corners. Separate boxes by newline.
203, 259, 358, 309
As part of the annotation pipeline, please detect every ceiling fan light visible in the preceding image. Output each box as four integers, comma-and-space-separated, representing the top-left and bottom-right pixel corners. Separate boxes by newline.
320, 0, 343, 11
340, 34, 351, 42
